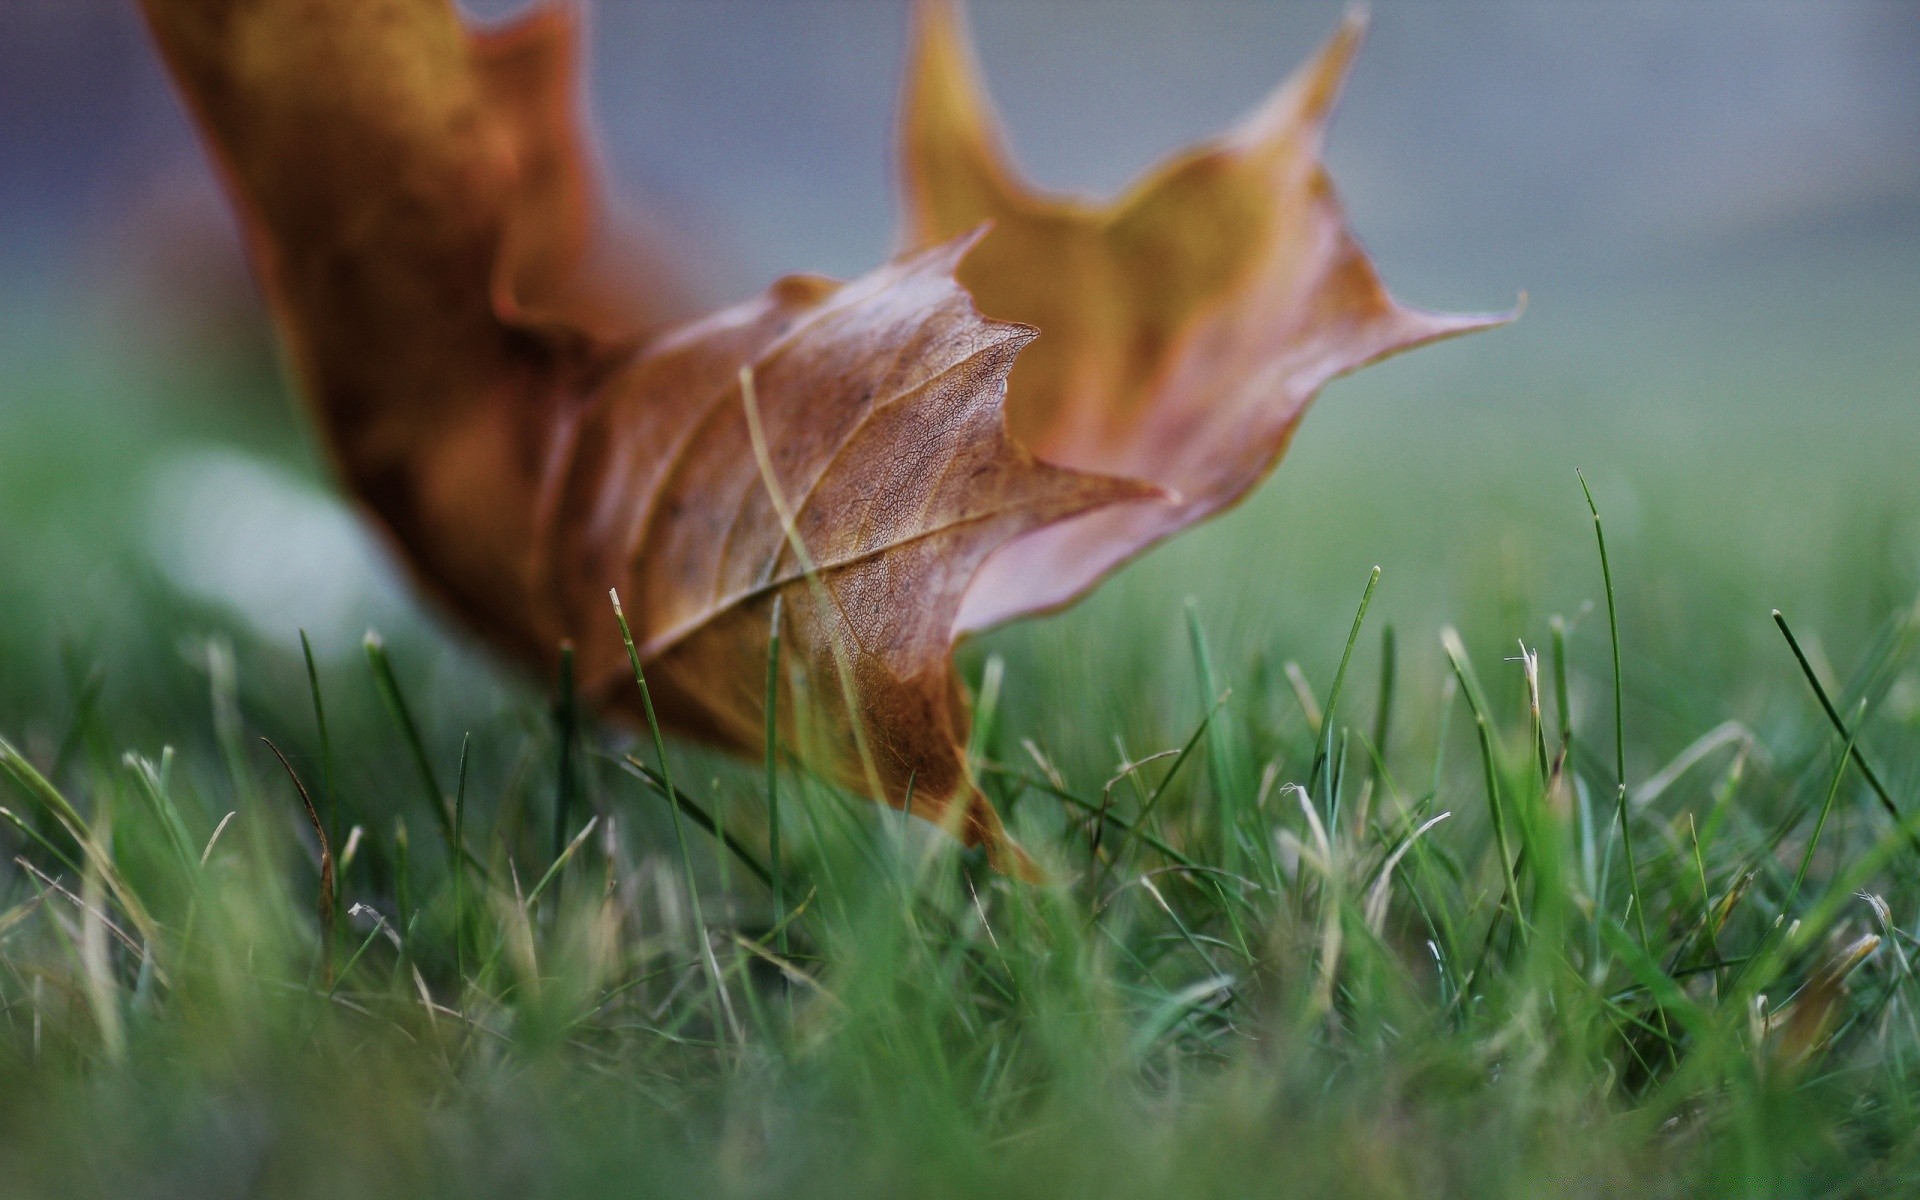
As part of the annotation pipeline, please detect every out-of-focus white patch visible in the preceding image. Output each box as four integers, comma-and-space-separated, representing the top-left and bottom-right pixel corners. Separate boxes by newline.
145, 446, 408, 656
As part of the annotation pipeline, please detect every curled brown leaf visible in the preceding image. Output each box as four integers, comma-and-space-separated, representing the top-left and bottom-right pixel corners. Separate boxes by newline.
138, 0, 1499, 874
139, 0, 1147, 871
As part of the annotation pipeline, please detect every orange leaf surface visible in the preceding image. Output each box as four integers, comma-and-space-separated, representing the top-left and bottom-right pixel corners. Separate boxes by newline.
138, 0, 1498, 873
545, 238, 1152, 867
901, 1, 1511, 634
138, 0, 1144, 870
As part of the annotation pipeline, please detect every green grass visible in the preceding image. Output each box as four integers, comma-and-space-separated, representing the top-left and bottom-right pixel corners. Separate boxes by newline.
5, 254, 1920, 1195
2, 463, 1920, 1197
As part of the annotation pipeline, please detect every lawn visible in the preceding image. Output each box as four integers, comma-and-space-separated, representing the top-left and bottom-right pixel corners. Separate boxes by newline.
4, 249, 1920, 1196
5, 4, 1920, 1195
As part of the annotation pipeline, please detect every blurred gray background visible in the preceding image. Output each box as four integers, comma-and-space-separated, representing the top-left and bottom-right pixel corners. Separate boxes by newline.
7, 2, 1919, 298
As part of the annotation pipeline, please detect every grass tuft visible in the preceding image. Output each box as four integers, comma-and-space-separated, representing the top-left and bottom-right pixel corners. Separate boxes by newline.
0, 487, 1916, 1195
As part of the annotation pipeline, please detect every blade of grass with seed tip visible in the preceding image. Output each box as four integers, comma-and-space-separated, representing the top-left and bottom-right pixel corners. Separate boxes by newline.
1519, 640, 1577, 946
1523, 642, 1550, 789
200, 812, 237, 866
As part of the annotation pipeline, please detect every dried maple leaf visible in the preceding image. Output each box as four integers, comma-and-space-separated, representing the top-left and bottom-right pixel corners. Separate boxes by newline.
546, 238, 1151, 868
140, 0, 1499, 875
139, 0, 1145, 871
901, 1, 1512, 634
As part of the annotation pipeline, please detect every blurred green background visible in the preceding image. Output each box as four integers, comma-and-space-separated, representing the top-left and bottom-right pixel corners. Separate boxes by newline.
3, 0, 1918, 797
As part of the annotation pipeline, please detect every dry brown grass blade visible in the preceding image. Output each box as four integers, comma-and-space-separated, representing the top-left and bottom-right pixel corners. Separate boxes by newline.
1773, 932, 1881, 1066
263, 738, 335, 986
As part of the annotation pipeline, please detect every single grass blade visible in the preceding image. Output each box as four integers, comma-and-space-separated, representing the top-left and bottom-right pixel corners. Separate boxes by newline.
1185, 599, 1247, 870
1772, 608, 1919, 855
765, 595, 788, 958
365, 633, 447, 831
263, 737, 335, 986
610, 589, 721, 1034
1311, 565, 1381, 799
1092, 694, 1224, 894
453, 732, 471, 982
1369, 623, 1396, 796
122, 751, 198, 879
1580, 471, 1651, 954
552, 641, 579, 866
1441, 627, 1525, 945
364, 632, 494, 883
0, 805, 84, 879
549, 643, 580, 912
1549, 615, 1573, 753
299, 630, 338, 862
526, 816, 600, 909
1783, 705, 1863, 919
394, 817, 413, 961
978, 763, 1197, 870
612, 756, 776, 890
